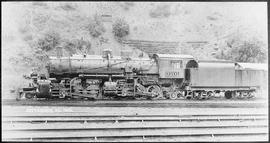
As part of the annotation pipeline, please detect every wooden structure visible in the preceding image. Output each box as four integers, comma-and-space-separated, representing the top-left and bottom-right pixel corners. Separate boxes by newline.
121, 40, 180, 56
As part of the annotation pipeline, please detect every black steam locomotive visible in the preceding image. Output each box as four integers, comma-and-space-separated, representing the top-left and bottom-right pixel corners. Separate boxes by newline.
20, 49, 266, 100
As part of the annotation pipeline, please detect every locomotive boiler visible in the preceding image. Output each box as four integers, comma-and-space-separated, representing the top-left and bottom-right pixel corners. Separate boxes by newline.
20, 49, 267, 100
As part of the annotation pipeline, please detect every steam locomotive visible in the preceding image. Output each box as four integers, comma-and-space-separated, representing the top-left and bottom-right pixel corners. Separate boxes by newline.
20, 49, 266, 100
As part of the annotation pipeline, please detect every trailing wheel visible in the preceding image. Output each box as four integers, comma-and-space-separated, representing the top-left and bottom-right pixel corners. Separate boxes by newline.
224, 91, 232, 99
169, 92, 178, 100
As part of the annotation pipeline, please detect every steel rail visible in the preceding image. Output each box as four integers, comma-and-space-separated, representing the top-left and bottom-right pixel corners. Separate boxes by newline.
3, 114, 268, 142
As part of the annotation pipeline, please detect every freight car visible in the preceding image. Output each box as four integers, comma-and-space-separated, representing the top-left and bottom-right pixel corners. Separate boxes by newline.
19, 50, 267, 100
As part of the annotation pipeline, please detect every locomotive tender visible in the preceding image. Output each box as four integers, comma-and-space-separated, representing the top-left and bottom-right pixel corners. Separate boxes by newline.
21, 49, 265, 100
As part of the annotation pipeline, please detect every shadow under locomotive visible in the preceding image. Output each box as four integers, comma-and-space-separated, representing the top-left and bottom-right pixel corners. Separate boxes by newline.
19, 49, 267, 101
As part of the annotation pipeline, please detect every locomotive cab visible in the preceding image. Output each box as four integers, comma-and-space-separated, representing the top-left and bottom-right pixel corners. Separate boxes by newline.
152, 54, 197, 98
153, 54, 195, 79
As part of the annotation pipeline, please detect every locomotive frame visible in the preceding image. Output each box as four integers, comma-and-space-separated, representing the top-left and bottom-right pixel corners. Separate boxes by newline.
19, 49, 266, 100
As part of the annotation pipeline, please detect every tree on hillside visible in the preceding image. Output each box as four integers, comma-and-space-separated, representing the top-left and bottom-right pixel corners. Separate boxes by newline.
215, 38, 267, 63
88, 14, 106, 38
37, 30, 61, 51
112, 18, 130, 39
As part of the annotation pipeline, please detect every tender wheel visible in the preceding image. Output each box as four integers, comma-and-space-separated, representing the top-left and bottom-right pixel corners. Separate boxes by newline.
185, 91, 193, 100
224, 91, 232, 99
241, 91, 248, 99
192, 91, 200, 99
199, 91, 207, 100
247, 91, 255, 98
206, 91, 213, 99
236, 91, 245, 99
169, 92, 178, 100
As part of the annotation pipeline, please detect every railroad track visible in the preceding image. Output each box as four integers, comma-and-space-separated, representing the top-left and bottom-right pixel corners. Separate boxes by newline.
2, 98, 268, 108
2, 114, 268, 142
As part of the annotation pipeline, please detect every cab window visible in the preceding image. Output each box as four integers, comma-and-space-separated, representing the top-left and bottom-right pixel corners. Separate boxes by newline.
171, 60, 182, 69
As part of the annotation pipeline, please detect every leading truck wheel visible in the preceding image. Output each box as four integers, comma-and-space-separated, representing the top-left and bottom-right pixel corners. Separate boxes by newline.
224, 91, 232, 99
25, 93, 34, 99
